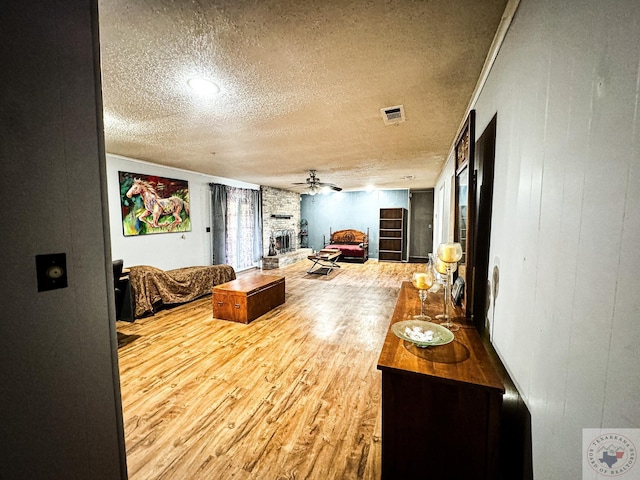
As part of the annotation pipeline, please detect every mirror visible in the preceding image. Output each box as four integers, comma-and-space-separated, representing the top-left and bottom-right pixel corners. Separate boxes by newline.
453, 110, 475, 316
455, 166, 468, 265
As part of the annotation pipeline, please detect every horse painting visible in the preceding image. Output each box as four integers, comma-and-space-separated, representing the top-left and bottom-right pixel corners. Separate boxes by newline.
125, 178, 190, 232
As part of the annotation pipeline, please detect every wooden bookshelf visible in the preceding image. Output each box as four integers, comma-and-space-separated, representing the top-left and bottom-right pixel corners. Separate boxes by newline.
378, 208, 407, 262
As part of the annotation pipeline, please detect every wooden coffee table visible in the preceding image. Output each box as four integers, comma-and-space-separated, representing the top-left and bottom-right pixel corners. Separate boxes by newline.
307, 249, 341, 275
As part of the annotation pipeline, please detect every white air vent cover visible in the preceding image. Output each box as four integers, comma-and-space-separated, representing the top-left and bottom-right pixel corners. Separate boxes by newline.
381, 105, 405, 125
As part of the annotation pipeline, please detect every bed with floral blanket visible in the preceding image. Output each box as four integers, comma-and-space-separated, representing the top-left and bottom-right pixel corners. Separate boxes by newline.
128, 264, 236, 318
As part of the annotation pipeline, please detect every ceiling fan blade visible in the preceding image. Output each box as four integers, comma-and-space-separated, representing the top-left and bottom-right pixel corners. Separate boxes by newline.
318, 182, 342, 191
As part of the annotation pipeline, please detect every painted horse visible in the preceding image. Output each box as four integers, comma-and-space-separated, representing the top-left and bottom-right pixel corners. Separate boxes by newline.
125, 178, 189, 231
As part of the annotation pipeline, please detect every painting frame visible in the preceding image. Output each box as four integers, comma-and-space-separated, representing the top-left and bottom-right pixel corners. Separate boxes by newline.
118, 171, 191, 236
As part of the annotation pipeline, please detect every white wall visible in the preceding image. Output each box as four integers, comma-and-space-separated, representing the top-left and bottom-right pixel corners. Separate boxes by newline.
0, 2, 126, 478
106, 154, 258, 271
301, 189, 410, 258
433, 150, 455, 247
448, 0, 640, 478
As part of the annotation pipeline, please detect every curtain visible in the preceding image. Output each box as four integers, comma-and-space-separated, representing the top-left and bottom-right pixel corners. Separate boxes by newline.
210, 183, 227, 265
251, 189, 263, 263
210, 183, 263, 271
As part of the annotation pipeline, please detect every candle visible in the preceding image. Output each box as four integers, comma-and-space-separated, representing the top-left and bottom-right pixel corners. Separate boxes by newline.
437, 242, 463, 263
412, 272, 433, 289
435, 258, 450, 275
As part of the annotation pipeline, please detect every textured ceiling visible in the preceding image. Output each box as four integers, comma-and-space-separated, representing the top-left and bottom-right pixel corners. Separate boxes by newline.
99, 0, 508, 192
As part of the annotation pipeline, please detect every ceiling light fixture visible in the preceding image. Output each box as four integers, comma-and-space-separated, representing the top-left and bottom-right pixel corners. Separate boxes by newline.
187, 77, 220, 95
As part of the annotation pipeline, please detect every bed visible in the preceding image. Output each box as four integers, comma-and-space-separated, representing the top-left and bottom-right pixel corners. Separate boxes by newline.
127, 264, 236, 318
323, 228, 369, 263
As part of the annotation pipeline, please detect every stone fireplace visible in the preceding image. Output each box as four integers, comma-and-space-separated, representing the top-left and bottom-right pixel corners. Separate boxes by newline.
261, 186, 311, 269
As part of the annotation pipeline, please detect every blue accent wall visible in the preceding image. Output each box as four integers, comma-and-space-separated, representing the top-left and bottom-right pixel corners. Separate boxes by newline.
300, 189, 409, 259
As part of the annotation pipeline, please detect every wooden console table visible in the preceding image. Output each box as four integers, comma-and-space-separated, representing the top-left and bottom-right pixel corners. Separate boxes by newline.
377, 282, 504, 479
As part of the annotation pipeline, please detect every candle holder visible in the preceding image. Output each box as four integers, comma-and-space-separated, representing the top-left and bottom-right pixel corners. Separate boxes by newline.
436, 243, 462, 332
433, 256, 452, 323
411, 269, 434, 320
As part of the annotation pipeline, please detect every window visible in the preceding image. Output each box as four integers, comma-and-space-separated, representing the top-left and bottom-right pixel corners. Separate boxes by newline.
210, 184, 262, 271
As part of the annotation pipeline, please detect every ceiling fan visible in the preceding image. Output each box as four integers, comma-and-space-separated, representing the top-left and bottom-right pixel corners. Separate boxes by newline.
293, 169, 342, 195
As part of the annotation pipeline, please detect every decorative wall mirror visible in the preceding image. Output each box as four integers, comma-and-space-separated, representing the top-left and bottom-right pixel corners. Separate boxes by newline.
454, 110, 475, 316
456, 167, 469, 264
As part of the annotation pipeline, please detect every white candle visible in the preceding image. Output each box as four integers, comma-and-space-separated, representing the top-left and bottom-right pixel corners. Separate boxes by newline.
437, 242, 462, 263
413, 272, 433, 289
435, 258, 449, 275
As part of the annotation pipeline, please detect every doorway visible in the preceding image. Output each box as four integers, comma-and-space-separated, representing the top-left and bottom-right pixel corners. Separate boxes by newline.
408, 189, 434, 262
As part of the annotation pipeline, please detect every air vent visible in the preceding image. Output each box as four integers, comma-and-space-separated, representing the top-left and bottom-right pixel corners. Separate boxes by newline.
381, 105, 405, 125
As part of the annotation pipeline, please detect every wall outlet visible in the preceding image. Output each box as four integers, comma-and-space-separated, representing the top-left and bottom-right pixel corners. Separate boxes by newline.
36, 253, 68, 292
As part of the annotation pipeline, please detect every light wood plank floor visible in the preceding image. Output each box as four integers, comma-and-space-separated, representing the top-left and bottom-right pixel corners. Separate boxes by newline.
116, 259, 424, 479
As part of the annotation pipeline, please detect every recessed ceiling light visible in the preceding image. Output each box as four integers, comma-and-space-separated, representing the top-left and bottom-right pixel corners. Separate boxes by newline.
187, 77, 220, 95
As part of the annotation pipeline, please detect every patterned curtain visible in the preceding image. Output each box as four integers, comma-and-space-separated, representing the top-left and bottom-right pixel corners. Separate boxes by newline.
210, 184, 262, 271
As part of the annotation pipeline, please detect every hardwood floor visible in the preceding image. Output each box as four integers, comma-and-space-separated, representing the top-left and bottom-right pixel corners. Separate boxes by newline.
116, 259, 423, 479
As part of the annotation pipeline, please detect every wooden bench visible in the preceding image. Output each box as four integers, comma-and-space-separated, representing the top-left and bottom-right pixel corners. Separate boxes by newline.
212, 274, 285, 324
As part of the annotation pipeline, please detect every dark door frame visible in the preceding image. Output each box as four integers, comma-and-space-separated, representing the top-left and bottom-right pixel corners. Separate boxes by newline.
471, 113, 497, 333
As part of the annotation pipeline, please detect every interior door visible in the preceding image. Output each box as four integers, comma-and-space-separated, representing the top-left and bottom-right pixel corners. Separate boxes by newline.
409, 189, 434, 262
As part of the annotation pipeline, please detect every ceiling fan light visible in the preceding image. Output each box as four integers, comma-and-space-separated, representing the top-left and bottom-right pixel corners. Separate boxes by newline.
306, 183, 319, 195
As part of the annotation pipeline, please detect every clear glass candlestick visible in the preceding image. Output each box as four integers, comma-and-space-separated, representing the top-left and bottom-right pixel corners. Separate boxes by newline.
436, 243, 462, 332
434, 256, 451, 323
412, 270, 434, 321
439, 262, 460, 332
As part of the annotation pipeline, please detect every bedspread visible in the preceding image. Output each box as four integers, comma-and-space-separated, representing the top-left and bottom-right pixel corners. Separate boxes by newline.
129, 264, 236, 318
327, 244, 365, 257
